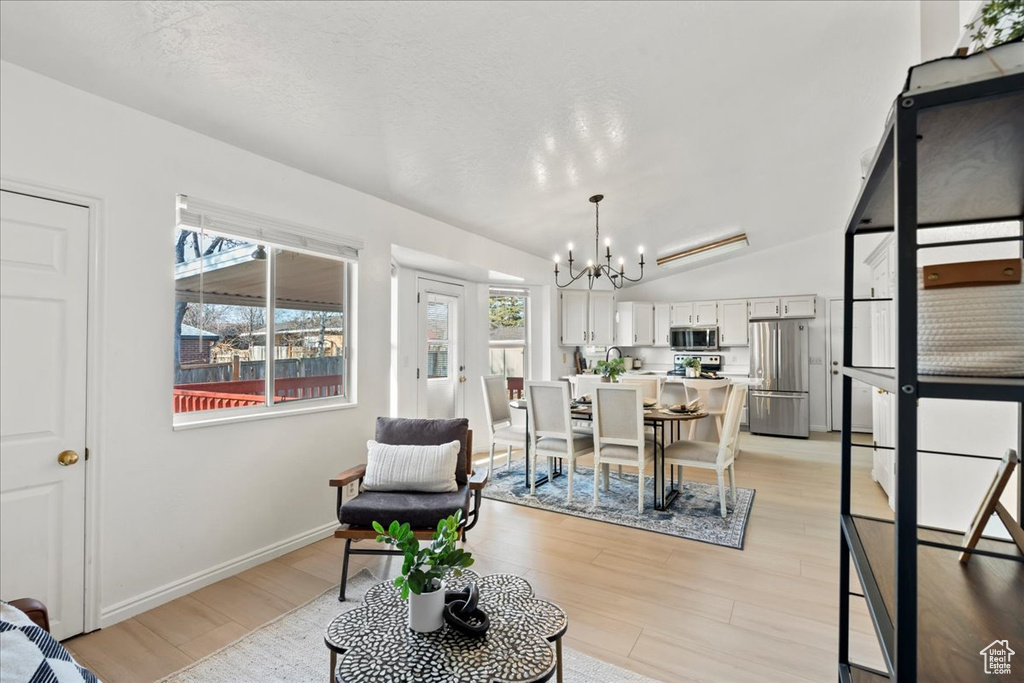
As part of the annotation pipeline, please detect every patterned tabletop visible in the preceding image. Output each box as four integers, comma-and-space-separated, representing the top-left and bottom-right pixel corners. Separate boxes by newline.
325, 570, 568, 683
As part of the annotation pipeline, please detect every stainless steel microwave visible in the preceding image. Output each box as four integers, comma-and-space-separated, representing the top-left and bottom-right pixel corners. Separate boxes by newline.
670, 327, 719, 351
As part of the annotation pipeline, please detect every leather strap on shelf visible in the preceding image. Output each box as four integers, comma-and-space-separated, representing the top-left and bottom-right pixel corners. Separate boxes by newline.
922, 258, 1021, 289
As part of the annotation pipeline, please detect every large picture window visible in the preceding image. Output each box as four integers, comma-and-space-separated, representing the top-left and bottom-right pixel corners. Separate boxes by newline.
173, 196, 358, 421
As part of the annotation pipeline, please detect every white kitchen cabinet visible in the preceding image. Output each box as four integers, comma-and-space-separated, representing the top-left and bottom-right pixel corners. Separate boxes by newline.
560, 290, 616, 346
781, 295, 816, 318
670, 302, 694, 327
559, 290, 589, 346
718, 299, 748, 346
748, 297, 781, 319
694, 301, 718, 326
589, 291, 617, 346
616, 302, 655, 346
653, 303, 672, 347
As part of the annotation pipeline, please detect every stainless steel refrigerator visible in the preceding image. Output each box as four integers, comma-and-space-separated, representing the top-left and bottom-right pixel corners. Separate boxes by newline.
749, 319, 810, 438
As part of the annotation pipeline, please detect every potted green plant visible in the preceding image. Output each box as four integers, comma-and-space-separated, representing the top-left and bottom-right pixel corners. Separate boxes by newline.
965, 1, 1024, 53
595, 356, 626, 382
373, 509, 474, 632
682, 356, 701, 378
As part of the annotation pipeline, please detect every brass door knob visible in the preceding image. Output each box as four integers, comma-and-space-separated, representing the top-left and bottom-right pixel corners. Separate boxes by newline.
458, 376, 467, 383
57, 450, 79, 466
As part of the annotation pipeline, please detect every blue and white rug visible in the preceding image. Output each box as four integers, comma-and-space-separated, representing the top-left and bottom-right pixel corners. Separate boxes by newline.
482, 461, 755, 549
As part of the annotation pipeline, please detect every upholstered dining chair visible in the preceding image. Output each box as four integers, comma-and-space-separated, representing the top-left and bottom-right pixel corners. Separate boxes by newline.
663, 384, 748, 518
329, 417, 487, 600
481, 375, 526, 473
525, 381, 594, 501
591, 384, 655, 513
680, 378, 731, 440
620, 376, 661, 403
573, 374, 606, 401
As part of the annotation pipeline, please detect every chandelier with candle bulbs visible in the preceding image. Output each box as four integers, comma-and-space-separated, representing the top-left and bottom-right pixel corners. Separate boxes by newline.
554, 194, 644, 289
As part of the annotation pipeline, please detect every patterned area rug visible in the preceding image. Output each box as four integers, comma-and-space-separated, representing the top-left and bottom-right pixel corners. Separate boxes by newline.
482, 460, 755, 549
160, 569, 658, 682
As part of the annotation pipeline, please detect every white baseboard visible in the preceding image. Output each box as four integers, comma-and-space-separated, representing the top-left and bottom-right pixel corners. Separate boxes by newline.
98, 521, 338, 628
810, 424, 828, 433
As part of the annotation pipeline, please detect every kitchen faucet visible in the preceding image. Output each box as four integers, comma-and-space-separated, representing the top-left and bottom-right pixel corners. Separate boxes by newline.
606, 346, 623, 363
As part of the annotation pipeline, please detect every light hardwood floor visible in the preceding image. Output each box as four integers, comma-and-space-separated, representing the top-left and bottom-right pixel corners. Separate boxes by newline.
63, 432, 891, 682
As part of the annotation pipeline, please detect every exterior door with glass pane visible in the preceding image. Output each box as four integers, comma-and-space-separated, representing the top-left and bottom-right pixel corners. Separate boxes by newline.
417, 279, 465, 419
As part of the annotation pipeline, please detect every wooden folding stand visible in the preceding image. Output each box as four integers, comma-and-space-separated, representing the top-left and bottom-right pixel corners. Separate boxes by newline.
960, 449, 1024, 563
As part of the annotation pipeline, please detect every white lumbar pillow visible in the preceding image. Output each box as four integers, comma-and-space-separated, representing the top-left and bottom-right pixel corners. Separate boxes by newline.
362, 440, 460, 493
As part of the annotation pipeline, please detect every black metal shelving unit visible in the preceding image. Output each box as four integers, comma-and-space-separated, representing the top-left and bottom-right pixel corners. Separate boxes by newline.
838, 69, 1024, 682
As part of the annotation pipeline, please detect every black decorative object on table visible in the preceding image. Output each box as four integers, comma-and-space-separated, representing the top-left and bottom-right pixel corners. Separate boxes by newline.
443, 583, 490, 636
324, 569, 568, 683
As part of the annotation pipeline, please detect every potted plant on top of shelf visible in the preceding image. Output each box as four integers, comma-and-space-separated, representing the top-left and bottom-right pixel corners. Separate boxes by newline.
595, 356, 626, 382
964, 0, 1023, 53
373, 509, 474, 633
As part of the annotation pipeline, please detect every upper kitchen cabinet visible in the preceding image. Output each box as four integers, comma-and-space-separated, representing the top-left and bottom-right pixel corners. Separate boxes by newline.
748, 297, 780, 319
694, 301, 718, 326
780, 295, 816, 318
589, 291, 617, 346
559, 290, 616, 346
559, 290, 589, 345
616, 302, 655, 346
670, 302, 694, 327
718, 299, 749, 346
653, 303, 672, 347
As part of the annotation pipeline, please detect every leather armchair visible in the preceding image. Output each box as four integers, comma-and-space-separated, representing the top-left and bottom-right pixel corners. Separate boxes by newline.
329, 417, 488, 600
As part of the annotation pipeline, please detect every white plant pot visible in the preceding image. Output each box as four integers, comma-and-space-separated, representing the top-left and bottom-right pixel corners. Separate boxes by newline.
408, 580, 446, 633
686, 367, 699, 378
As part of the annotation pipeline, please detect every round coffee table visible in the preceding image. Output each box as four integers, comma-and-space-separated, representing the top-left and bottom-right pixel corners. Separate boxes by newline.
324, 570, 568, 683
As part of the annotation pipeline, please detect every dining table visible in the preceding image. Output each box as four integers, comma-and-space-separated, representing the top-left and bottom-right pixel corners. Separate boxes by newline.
510, 398, 707, 511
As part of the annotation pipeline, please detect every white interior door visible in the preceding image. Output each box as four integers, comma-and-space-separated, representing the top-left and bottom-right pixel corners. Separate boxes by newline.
417, 279, 465, 419
828, 298, 872, 432
0, 190, 89, 639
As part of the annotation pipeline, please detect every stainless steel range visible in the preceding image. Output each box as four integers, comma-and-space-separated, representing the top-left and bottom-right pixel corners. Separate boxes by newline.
668, 353, 722, 376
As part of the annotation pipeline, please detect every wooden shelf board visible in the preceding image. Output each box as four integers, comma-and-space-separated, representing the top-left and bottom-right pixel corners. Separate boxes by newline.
843, 663, 890, 683
851, 516, 1024, 682
851, 81, 1024, 232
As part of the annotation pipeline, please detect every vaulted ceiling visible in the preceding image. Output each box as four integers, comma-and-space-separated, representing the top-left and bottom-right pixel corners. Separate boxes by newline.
0, 1, 920, 281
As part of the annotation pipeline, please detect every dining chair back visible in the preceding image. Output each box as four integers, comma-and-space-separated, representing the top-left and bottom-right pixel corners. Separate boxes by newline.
719, 383, 748, 461
573, 374, 606, 401
680, 378, 731, 440
481, 375, 526, 472
619, 376, 661, 403
592, 384, 653, 513
525, 381, 594, 499
660, 382, 690, 409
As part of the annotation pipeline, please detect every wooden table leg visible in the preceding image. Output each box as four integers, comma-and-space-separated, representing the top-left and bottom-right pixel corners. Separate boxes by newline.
330, 649, 337, 683
556, 637, 563, 683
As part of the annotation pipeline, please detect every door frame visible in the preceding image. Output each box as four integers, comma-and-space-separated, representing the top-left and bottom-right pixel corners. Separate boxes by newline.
826, 296, 840, 432
416, 277, 466, 418
1, 176, 105, 633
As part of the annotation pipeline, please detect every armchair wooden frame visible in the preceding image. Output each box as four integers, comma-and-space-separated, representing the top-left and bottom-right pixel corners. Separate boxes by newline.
329, 430, 488, 601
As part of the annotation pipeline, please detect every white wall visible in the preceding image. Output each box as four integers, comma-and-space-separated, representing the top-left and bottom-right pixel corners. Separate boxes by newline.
0, 61, 556, 626
614, 230, 845, 431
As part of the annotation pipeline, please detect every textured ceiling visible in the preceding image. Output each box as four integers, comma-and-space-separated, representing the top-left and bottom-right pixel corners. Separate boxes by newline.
0, 1, 920, 281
